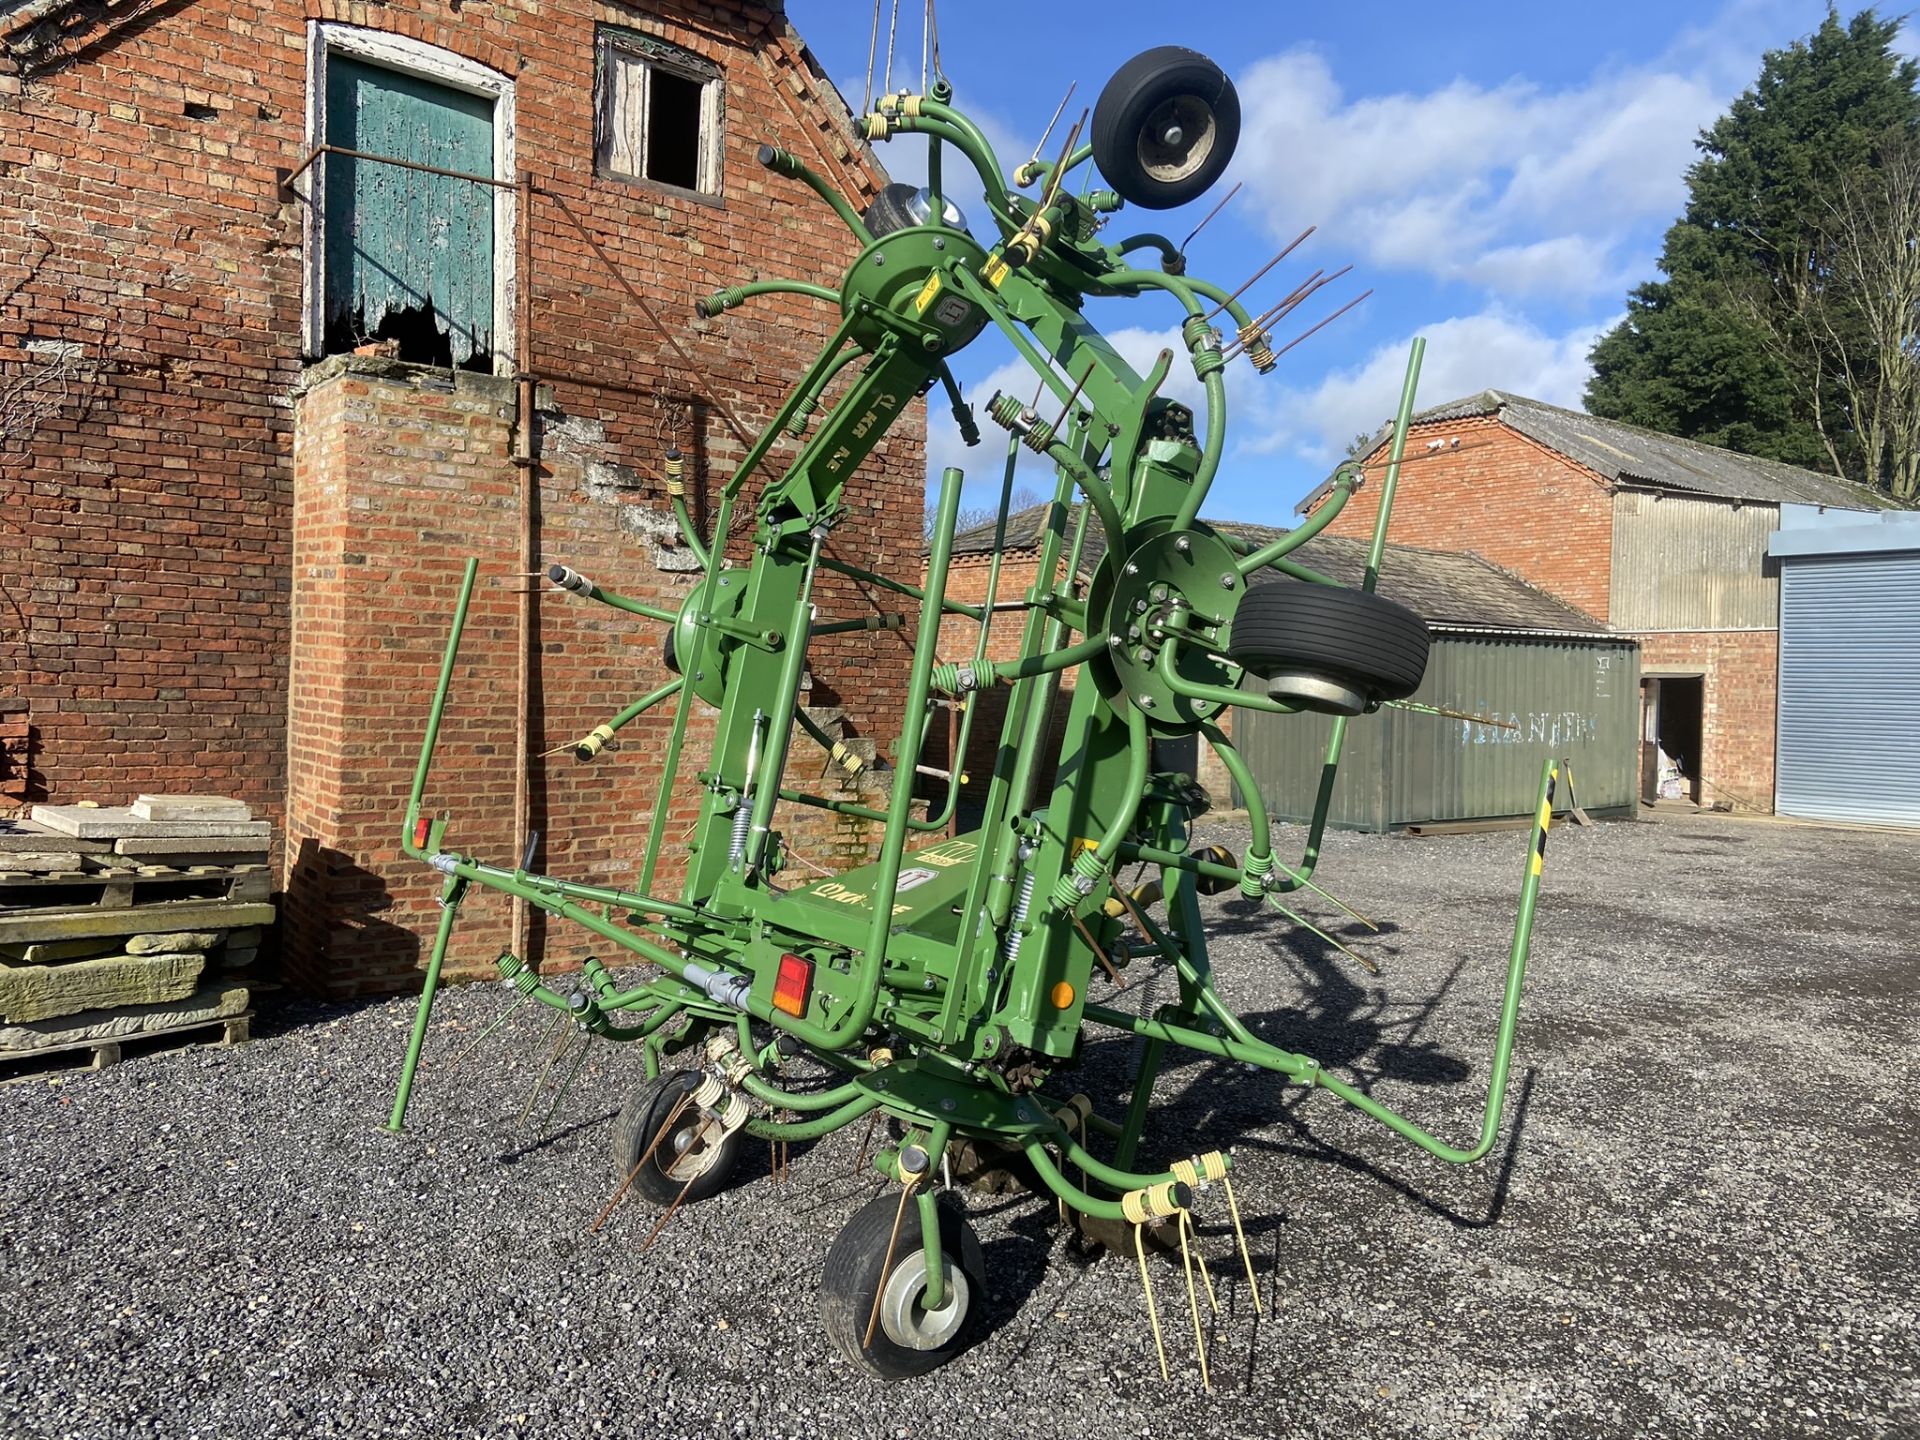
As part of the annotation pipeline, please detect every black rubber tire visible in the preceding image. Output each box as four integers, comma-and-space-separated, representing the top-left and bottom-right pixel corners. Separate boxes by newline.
820, 1193, 986, 1380
662, 625, 679, 675
608, 1070, 744, 1206
862, 182, 924, 239
1091, 47, 1240, 211
1228, 583, 1430, 703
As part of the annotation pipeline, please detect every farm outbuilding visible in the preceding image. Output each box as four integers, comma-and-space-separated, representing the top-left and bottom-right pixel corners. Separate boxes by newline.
1228, 535, 1641, 832
932, 508, 1640, 834
1770, 504, 1920, 828
1312, 389, 1894, 814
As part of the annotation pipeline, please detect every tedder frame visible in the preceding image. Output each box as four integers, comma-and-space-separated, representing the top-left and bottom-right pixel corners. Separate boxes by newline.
385, 46, 1558, 1382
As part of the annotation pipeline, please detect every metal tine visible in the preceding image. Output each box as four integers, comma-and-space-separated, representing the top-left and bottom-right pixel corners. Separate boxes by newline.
1200, 226, 1315, 323
1224, 268, 1324, 348
1179, 180, 1241, 255
1275, 865, 1379, 933
1051, 358, 1097, 437
1261, 290, 1374, 362
1384, 698, 1522, 731
1027, 81, 1077, 173
1228, 264, 1353, 351
542, 1030, 593, 1128
1266, 892, 1381, 975
448, 991, 533, 1071
1037, 106, 1090, 214
591, 1092, 692, 1234
516, 1014, 575, 1128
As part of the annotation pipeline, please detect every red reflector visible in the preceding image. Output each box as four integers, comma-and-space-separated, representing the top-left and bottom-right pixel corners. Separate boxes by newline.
772, 953, 813, 1018
411, 817, 432, 849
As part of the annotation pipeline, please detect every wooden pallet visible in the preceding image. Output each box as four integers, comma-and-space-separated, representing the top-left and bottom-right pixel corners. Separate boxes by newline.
0, 862, 271, 915
0, 1009, 253, 1083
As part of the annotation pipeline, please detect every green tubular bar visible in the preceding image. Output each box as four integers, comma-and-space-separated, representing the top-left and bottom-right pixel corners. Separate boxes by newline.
1199, 719, 1271, 879
699, 279, 840, 315
738, 1070, 868, 1113
1232, 469, 1357, 577
743, 1092, 884, 1141
668, 492, 708, 569
401, 556, 480, 858
756, 145, 873, 242
1366, 338, 1426, 592
572, 679, 683, 760
815, 552, 985, 621
1088, 759, 1556, 1165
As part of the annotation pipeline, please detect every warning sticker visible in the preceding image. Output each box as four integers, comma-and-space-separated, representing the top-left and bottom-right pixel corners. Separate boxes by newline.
913, 273, 943, 314
894, 867, 939, 892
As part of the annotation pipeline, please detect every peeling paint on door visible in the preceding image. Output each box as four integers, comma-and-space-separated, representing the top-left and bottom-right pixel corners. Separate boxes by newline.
323, 57, 494, 365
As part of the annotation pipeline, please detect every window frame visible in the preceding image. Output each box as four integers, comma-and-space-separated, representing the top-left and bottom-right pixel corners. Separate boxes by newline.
594, 26, 724, 200
300, 23, 518, 373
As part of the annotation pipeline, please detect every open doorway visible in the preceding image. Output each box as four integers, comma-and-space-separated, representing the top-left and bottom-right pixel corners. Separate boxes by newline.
1641, 675, 1703, 805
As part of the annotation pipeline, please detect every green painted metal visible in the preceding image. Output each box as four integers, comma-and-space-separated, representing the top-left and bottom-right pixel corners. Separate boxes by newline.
385, 66, 1571, 1360
324, 57, 494, 362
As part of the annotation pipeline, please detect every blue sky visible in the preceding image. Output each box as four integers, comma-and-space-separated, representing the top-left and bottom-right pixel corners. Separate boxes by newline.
783, 1, 1918, 523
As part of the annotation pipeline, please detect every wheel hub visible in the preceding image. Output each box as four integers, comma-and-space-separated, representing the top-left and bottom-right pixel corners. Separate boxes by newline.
878, 1255, 970, 1351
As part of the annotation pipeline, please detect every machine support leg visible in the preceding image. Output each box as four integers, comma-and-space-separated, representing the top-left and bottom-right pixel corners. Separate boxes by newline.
1113, 1034, 1168, 1171
386, 875, 469, 1134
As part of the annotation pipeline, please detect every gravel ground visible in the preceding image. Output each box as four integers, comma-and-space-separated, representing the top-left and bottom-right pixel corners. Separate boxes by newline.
2, 811, 1916, 1439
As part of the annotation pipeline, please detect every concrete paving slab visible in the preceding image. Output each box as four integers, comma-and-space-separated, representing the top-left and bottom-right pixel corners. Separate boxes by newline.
0, 820, 109, 854
29, 806, 271, 840
130, 795, 253, 822
111, 835, 272, 857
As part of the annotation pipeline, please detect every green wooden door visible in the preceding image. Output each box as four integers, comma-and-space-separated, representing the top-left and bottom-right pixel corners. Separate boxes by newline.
323, 56, 495, 365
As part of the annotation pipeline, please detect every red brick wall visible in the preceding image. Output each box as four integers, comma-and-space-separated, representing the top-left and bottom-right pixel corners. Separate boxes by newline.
1, 0, 927, 985
1326, 417, 1617, 622
288, 361, 917, 994
0, 0, 905, 820
1327, 415, 1781, 811
1637, 630, 1779, 812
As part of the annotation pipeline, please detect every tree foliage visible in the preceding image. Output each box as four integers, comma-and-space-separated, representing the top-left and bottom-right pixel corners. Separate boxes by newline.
1587, 9, 1920, 499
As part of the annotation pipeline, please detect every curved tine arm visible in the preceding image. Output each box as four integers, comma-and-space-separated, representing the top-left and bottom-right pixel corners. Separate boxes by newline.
697, 279, 841, 317
755, 144, 873, 243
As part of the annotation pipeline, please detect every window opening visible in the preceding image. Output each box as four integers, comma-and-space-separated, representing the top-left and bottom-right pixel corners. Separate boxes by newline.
597, 29, 721, 195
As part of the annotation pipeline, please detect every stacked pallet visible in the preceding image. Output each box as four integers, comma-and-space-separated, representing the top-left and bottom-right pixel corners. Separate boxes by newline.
0, 795, 275, 1074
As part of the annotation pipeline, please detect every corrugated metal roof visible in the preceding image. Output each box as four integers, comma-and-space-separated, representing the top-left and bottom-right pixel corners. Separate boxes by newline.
946, 503, 1610, 637
1352, 389, 1892, 510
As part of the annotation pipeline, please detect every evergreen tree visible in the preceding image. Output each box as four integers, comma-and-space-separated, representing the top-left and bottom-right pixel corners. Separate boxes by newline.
1586, 9, 1920, 489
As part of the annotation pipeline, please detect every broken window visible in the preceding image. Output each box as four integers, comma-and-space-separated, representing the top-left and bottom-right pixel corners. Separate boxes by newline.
596, 29, 722, 196
304, 27, 512, 372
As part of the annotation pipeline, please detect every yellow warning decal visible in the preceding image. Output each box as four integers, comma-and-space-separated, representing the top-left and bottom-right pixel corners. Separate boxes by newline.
1069, 836, 1099, 860
913, 272, 943, 315
984, 254, 1011, 289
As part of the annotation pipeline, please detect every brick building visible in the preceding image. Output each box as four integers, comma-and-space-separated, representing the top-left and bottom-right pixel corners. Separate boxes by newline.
0, 0, 925, 991
1315, 390, 1890, 812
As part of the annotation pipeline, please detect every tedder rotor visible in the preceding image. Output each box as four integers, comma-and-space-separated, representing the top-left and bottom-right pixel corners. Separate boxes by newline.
386, 46, 1560, 1383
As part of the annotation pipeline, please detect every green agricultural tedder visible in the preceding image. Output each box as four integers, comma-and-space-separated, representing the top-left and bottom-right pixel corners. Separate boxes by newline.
388, 46, 1558, 1383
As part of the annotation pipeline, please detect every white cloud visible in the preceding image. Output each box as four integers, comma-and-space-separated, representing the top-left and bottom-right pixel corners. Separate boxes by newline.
1230, 44, 1724, 301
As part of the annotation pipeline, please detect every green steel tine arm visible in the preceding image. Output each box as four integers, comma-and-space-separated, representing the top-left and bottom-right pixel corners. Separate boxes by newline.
401, 556, 479, 859
697, 279, 841, 316
1309, 758, 1556, 1163
1084, 758, 1559, 1167
755, 145, 874, 243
